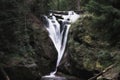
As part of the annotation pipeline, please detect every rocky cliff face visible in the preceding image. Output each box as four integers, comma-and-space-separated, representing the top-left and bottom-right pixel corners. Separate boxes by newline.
0, 13, 57, 80
58, 14, 120, 80
28, 15, 58, 75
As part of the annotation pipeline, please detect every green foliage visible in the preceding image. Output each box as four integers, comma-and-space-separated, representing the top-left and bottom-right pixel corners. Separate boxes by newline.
31, 0, 51, 15
0, 0, 43, 66
48, 0, 81, 10
86, 0, 103, 15
84, 0, 120, 45
68, 12, 120, 72
50, 0, 67, 10
97, 50, 114, 67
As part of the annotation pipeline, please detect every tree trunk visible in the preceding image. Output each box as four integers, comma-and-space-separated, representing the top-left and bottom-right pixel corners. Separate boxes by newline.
76, 0, 80, 10
0, 67, 10, 80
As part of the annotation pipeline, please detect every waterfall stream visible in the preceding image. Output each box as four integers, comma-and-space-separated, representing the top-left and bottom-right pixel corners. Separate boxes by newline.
44, 11, 80, 77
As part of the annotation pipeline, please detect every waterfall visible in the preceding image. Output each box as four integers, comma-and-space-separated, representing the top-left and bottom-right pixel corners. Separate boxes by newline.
44, 11, 80, 77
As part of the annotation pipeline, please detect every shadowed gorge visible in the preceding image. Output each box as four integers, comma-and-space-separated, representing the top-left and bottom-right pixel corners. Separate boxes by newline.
0, 0, 120, 80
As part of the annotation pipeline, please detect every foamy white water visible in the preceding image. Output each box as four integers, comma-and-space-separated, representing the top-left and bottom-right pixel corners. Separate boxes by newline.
44, 11, 80, 77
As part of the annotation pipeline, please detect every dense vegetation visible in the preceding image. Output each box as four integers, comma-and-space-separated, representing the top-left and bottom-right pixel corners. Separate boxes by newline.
0, 0, 120, 80
85, 0, 120, 45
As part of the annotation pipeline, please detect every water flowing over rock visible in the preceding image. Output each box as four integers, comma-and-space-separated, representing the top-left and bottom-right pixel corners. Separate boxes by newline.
43, 11, 80, 76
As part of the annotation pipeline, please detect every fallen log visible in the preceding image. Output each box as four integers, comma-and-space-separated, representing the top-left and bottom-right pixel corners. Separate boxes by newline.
88, 63, 116, 80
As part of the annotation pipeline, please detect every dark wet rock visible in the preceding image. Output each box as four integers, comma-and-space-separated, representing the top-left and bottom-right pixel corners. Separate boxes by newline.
4, 66, 37, 80
28, 15, 58, 75
0, 14, 58, 79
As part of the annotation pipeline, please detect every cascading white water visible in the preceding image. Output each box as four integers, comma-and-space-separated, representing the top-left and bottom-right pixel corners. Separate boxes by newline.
44, 11, 80, 77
